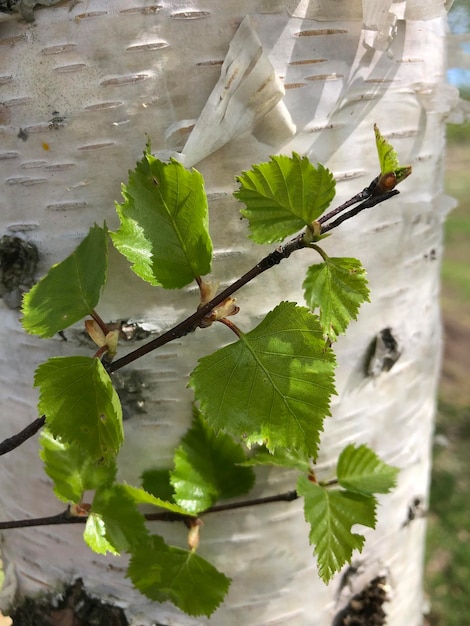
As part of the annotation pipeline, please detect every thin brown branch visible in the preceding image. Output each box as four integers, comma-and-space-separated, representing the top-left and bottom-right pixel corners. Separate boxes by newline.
108, 234, 306, 372
320, 189, 399, 234
0, 416, 46, 457
0, 491, 299, 531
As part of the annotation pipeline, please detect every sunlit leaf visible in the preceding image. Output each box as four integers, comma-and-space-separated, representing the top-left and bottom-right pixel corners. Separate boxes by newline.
235, 153, 335, 244
22, 224, 107, 337
303, 256, 370, 341
111, 146, 212, 288
84, 513, 119, 556
374, 124, 412, 187
189, 302, 336, 458
39, 429, 116, 504
35, 356, 123, 462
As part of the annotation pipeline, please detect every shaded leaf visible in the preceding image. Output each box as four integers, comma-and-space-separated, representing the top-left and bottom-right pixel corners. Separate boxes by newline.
170, 410, 255, 514
189, 302, 336, 458
127, 535, 231, 617
21, 224, 107, 337
243, 445, 310, 472
297, 475, 377, 583
303, 256, 370, 341
35, 356, 123, 462
337, 444, 399, 496
111, 147, 212, 288
141, 469, 175, 503
235, 153, 335, 244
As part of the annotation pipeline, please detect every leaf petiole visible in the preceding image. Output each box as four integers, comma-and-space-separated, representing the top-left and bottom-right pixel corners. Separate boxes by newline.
216, 318, 242, 337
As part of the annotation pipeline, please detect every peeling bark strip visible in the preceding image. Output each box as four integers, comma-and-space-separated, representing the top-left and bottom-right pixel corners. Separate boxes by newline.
0, 1, 452, 624
180, 15, 296, 168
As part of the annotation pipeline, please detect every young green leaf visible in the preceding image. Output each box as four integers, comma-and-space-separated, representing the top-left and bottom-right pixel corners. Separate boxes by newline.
35, 356, 123, 462
235, 153, 335, 244
374, 124, 412, 186
111, 147, 212, 288
170, 410, 255, 514
21, 224, 107, 337
189, 302, 336, 458
297, 475, 377, 583
337, 444, 399, 496
84, 513, 119, 556
39, 429, 117, 504
127, 534, 231, 617
91, 484, 149, 553
141, 469, 175, 503
374, 124, 400, 174
303, 256, 370, 341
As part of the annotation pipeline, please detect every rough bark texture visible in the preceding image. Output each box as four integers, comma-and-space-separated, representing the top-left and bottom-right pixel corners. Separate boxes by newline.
0, 1, 456, 625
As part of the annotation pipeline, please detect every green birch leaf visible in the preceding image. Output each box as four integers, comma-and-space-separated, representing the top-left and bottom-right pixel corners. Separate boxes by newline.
84, 513, 119, 556
374, 124, 412, 185
21, 224, 107, 337
141, 469, 175, 503
297, 475, 377, 583
374, 124, 400, 174
189, 302, 336, 458
170, 410, 255, 514
91, 484, 149, 553
39, 429, 116, 504
337, 444, 399, 496
35, 356, 123, 462
127, 535, 231, 617
111, 146, 212, 288
243, 445, 310, 472
303, 256, 370, 341
235, 153, 335, 244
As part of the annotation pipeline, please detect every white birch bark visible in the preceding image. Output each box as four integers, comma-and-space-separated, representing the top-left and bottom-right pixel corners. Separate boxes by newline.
0, 1, 456, 624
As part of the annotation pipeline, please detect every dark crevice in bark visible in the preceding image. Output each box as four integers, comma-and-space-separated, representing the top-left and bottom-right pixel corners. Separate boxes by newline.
10, 578, 129, 626
332, 575, 389, 626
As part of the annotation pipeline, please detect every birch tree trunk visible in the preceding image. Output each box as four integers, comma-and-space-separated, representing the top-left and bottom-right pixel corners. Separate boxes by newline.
0, 1, 456, 624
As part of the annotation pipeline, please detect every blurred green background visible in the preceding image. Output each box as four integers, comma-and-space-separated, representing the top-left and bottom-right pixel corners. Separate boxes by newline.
424, 1, 470, 621
424, 122, 470, 625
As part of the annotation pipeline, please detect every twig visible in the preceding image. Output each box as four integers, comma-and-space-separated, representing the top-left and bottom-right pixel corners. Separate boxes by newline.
108, 233, 306, 372
0, 175, 399, 455
0, 490, 299, 530
317, 176, 380, 225
320, 190, 399, 234
0, 416, 46, 456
